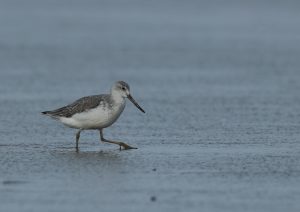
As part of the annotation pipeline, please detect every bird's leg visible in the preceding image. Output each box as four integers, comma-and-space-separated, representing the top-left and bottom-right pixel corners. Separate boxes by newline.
99, 129, 137, 150
75, 129, 82, 149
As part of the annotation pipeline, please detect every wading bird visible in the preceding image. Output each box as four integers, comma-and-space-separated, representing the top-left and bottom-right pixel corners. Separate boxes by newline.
42, 81, 145, 150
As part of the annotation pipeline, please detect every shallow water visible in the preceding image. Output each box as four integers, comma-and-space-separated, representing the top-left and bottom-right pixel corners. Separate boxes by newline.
1, 0, 300, 211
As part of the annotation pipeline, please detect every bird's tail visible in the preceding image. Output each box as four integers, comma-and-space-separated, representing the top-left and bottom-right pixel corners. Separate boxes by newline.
41, 111, 60, 119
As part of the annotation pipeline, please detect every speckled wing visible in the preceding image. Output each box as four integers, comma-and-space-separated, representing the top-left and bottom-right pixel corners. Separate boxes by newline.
42, 95, 106, 118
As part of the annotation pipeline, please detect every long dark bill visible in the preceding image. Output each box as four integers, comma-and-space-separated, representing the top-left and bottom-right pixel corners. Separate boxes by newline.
128, 94, 145, 113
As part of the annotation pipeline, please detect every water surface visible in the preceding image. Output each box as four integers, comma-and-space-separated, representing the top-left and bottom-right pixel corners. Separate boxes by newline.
0, 0, 300, 211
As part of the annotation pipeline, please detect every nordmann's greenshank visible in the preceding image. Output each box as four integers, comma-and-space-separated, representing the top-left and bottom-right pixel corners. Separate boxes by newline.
42, 81, 145, 150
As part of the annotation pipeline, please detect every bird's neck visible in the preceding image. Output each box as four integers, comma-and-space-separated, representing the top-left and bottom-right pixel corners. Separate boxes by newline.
110, 91, 125, 105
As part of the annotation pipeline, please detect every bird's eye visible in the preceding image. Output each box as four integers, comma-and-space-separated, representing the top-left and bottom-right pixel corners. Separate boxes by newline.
121, 87, 125, 90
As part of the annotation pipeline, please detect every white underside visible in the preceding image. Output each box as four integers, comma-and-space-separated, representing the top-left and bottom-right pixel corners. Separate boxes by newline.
59, 102, 125, 129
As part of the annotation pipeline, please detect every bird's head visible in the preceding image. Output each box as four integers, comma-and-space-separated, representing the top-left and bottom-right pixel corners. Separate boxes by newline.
112, 81, 145, 113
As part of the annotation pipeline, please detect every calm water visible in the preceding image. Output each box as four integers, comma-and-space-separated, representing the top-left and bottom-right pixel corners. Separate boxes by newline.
1, 0, 300, 211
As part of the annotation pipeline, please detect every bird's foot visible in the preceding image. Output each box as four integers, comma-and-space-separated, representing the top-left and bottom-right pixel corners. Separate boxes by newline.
119, 142, 138, 150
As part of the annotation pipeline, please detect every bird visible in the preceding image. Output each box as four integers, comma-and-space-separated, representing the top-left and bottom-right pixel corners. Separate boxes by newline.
41, 81, 145, 150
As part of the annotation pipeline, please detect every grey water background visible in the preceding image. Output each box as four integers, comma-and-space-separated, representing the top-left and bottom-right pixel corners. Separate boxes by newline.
1, 0, 300, 211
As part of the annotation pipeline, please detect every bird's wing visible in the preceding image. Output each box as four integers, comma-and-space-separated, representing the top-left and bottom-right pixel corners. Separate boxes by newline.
42, 95, 106, 118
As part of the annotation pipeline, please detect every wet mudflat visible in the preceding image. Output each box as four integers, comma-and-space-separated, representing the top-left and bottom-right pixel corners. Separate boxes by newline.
0, 0, 300, 211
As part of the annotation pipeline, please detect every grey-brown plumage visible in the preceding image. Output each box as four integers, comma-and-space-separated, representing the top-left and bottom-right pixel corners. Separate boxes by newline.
42, 95, 111, 118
